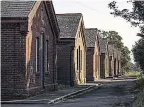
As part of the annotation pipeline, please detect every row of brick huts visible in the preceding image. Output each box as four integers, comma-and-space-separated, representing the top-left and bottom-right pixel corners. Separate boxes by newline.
1, 1, 121, 100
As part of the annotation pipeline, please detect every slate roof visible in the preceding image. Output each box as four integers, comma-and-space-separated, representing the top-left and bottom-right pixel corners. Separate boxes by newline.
85, 28, 98, 47
99, 37, 108, 53
56, 13, 82, 38
1, 1, 36, 17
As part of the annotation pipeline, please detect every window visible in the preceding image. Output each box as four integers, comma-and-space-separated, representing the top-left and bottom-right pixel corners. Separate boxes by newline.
77, 49, 79, 70
77, 47, 82, 71
79, 46, 80, 71
80, 50, 82, 70
46, 40, 48, 71
36, 37, 39, 72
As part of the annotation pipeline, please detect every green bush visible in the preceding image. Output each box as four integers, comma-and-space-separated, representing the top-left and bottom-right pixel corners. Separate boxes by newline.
132, 88, 144, 107
124, 71, 141, 77
132, 78, 144, 107
134, 78, 144, 91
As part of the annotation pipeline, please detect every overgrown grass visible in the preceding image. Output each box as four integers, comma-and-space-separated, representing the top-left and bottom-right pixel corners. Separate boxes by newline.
124, 71, 141, 78
132, 78, 144, 107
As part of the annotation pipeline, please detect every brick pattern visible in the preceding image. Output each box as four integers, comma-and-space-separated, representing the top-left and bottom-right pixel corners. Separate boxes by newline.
57, 21, 86, 85
100, 53, 105, 78
86, 48, 94, 81
1, 2, 57, 100
25, 2, 57, 95
57, 43, 72, 85
1, 23, 27, 100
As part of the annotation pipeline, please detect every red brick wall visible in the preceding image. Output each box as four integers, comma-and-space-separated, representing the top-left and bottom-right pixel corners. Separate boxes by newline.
57, 43, 73, 85
25, 2, 57, 96
100, 53, 106, 78
1, 2, 57, 100
86, 48, 94, 81
1, 23, 27, 100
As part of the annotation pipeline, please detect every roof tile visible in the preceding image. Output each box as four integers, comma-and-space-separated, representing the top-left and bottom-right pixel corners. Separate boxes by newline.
1, 1, 36, 17
85, 28, 98, 47
56, 13, 82, 38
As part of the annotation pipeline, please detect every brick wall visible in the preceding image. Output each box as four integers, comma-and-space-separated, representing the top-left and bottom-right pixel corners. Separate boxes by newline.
86, 48, 94, 81
74, 25, 86, 84
25, 2, 56, 94
1, 2, 57, 100
57, 43, 73, 85
1, 23, 27, 100
100, 53, 105, 78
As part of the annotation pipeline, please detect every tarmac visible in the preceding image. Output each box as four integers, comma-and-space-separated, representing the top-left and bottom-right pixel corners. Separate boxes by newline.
1, 83, 101, 104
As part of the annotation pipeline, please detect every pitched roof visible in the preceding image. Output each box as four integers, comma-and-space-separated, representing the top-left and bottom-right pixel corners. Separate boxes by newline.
85, 28, 98, 47
99, 37, 108, 53
56, 13, 82, 38
1, 1, 36, 17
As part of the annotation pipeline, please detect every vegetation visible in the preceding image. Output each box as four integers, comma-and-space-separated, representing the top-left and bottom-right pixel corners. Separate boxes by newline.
108, 1, 144, 37
108, 1, 144, 107
132, 78, 144, 107
108, 1, 144, 73
132, 39, 144, 72
99, 30, 131, 72
124, 71, 141, 78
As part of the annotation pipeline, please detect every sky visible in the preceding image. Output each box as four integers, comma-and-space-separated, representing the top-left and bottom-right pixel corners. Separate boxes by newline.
52, 0, 141, 62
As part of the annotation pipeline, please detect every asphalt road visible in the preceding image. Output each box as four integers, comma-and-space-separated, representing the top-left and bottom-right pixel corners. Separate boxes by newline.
2, 77, 136, 107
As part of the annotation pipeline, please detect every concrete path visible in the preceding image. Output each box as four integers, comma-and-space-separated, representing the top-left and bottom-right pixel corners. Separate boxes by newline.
49, 77, 136, 107
1, 76, 136, 107
1, 83, 100, 107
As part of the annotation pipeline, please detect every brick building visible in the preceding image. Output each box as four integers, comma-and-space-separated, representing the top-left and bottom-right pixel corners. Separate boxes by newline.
1, 1, 59, 100
85, 28, 100, 81
107, 44, 114, 77
56, 13, 87, 86
113, 48, 121, 77
99, 38, 109, 78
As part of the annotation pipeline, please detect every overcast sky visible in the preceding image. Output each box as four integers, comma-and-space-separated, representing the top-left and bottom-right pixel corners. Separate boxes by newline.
53, 0, 141, 62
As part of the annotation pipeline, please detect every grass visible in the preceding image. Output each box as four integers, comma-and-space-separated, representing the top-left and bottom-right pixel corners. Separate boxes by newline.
124, 71, 141, 78
132, 77, 144, 107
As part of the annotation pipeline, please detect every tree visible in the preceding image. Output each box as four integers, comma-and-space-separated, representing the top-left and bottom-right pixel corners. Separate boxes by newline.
121, 46, 131, 72
132, 38, 144, 71
99, 30, 131, 72
108, 1, 144, 37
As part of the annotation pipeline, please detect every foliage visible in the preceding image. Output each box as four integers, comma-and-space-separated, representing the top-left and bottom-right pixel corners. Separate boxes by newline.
124, 71, 141, 78
108, 1, 144, 37
99, 30, 131, 72
130, 62, 142, 72
132, 88, 144, 107
134, 78, 144, 91
121, 46, 131, 72
132, 78, 144, 107
132, 38, 144, 72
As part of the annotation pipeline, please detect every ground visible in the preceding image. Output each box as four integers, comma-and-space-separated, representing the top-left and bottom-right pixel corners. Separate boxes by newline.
1, 77, 136, 107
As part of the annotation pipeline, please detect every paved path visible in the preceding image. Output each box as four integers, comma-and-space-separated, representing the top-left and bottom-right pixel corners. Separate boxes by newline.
1, 77, 136, 107
50, 77, 136, 107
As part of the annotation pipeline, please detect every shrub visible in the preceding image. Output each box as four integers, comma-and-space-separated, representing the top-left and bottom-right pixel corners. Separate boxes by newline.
134, 78, 144, 91
132, 88, 144, 107
132, 78, 144, 107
